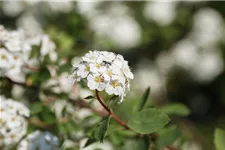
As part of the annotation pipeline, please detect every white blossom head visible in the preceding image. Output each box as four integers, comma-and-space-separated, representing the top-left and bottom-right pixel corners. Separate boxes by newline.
0, 24, 57, 80
18, 130, 59, 150
0, 96, 30, 147
68, 50, 134, 102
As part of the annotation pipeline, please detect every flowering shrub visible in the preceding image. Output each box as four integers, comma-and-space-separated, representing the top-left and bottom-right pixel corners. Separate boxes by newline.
1, 1, 225, 150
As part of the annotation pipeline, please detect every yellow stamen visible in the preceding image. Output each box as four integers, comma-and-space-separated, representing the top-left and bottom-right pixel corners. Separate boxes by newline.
107, 71, 113, 76
85, 66, 90, 72
13, 55, 18, 60
1, 54, 7, 60
95, 76, 104, 83
112, 81, 119, 88
74, 73, 77, 78
96, 64, 101, 69
10, 135, 15, 139
11, 117, 15, 121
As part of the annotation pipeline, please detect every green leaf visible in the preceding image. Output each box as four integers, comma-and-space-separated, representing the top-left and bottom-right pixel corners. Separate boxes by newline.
84, 95, 95, 99
95, 115, 111, 142
58, 124, 67, 136
161, 103, 191, 117
84, 138, 97, 148
128, 108, 170, 134
138, 87, 150, 111
30, 102, 43, 115
40, 106, 57, 124
107, 95, 118, 108
109, 133, 125, 146
134, 136, 149, 150
65, 121, 79, 133
214, 128, 225, 150
38, 67, 51, 81
156, 126, 180, 148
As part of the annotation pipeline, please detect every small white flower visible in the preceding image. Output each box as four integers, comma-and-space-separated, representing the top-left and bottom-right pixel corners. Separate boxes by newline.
82, 51, 102, 63
87, 73, 106, 91
77, 64, 90, 78
101, 51, 116, 62
89, 62, 106, 73
102, 68, 114, 81
112, 54, 124, 69
0, 48, 11, 69
122, 61, 134, 79
105, 79, 124, 96
68, 73, 81, 85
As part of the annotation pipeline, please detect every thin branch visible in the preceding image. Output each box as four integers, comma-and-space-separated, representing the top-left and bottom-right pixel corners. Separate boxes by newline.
4, 77, 28, 87
24, 64, 39, 72
68, 98, 108, 117
28, 118, 50, 129
95, 90, 131, 130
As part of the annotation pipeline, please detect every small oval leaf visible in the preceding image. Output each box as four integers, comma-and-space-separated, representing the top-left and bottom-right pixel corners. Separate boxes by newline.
128, 108, 170, 134
95, 115, 111, 142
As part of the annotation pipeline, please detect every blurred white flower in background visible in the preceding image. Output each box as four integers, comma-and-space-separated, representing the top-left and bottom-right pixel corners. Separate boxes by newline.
143, 2, 177, 26
87, 2, 141, 49
159, 39, 224, 83
0, 96, 30, 148
134, 61, 166, 97
191, 50, 224, 82
2, 1, 25, 17
155, 7, 225, 84
0, 25, 57, 82
110, 16, 141, 49
18, 130, 59, 150
76, 1, 100, 18
90, 14, 141, 49
2, 1, 74, 19
17, 13, 43, 38
22, 1, 39, 7
190, 8, 225, 49
47, 1, 73, 13
172, 39, 199, 70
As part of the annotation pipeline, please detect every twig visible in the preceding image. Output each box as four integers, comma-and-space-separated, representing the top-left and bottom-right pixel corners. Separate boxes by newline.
95, 90, 132, 130
24, 64, 39, 72
4, 77, 28, 87
68, 98, 108, 117
28, 118, 50, 129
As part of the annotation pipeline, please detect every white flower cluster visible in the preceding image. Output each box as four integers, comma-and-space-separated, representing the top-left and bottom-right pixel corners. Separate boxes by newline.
18, 130, 59, 150
69, 51, 134, 102
0, 96, 30, 147
0, 25, 57, 79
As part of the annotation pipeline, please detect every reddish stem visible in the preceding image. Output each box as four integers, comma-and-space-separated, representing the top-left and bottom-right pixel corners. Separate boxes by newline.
95, 90, 131, 130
